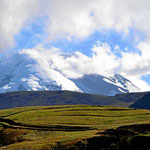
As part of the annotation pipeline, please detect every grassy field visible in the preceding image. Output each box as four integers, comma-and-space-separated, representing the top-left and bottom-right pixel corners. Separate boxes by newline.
0, 105, 150, 149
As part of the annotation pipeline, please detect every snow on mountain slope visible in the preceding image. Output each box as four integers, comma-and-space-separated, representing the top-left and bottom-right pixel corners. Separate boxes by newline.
0, 49, 81, 93
71, 74, 140, 96
0, 48, 141, 95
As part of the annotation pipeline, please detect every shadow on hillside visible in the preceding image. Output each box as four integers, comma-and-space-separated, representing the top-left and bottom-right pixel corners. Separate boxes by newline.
0, 117, 94, 132
53, 124, 150, 150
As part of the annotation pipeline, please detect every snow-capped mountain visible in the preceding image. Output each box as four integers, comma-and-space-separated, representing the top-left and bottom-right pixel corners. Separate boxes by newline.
0, 48, 140, 95
70, 74, 140, 96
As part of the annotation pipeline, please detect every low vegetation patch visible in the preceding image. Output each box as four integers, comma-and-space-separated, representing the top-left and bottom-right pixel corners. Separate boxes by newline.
63, 124, 150, 150
0, 105, 150, 149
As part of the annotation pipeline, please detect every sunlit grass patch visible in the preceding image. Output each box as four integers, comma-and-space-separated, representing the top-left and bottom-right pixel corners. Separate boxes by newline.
0, 105, 150, 149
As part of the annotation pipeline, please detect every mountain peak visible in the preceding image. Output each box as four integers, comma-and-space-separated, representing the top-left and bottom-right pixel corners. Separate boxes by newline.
0, 49, 141, 95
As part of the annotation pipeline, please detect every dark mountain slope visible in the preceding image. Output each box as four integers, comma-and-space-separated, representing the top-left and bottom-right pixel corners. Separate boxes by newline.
115, 92, 148, 103
0, 90, 148, 110
130, 92, 150, 109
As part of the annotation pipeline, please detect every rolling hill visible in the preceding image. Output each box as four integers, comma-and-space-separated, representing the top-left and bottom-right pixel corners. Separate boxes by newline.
130, 92, 150, 109
0, 105, 150, 149
0, 90, 148, 110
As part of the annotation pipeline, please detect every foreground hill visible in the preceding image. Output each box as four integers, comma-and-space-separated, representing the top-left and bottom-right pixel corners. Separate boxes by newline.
0, 105, 150, 149
130, 92, 150, 109
0, 90, 148, 109
0, 48, 140, 95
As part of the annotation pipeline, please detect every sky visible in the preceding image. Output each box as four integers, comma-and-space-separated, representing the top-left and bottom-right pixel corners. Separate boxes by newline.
0, 0, 150, 91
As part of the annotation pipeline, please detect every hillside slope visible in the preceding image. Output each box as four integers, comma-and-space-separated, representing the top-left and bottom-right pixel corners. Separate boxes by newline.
0, 90, 148, 110
130, 92, 150, 109
0, 105, 150, 150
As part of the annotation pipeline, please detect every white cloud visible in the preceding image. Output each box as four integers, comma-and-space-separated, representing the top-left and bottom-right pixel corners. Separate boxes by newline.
21, 43, 118, 79
0, 0, 40, 52
1, 0, 150, 51
42, 0, 150, 41
124, 76, 150, 92
119, 41, 150, 91
40, 42, 150, 91
120, 42, 150, 76
50, 43, 118, 79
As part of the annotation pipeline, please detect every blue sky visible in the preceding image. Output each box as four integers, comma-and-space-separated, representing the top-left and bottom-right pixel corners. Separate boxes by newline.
12, 23, 145, 57
0, 0, 150, 91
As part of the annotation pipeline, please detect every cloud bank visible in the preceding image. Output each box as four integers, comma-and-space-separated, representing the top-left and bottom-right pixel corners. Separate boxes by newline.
0, 0, 40, 52
25, 42, 150, 91
57, 42, 150, 91
1, 0, 150, 51
43, 0, 150, 41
